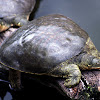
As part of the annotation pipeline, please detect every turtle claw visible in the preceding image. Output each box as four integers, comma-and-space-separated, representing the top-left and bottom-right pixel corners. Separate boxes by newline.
9, 83, 23, 91
9, 84, 14, 91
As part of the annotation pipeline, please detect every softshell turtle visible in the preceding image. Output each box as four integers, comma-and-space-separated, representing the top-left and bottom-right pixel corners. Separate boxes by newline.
0, 14, 100, 89
0, 0, 36, 32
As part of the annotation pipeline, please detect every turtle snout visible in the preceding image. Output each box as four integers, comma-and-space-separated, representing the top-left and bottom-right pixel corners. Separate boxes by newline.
92, 58, 100, 65
92, 58, 100, 69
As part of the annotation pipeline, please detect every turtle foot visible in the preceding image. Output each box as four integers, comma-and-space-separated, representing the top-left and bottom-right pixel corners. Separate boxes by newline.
9, 69, 22, 91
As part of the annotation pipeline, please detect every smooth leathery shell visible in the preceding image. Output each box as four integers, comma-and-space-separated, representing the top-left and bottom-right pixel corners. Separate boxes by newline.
0, 0, 35, 17
0, 14, 88, 74
0, 0, 36, 32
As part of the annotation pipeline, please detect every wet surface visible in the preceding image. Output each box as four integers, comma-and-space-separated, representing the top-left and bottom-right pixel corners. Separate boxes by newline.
0, 0, 100, 100
0, 72, 70, 100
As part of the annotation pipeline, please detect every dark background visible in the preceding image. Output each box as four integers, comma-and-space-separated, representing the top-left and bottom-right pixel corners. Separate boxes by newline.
0, 0, 100, 100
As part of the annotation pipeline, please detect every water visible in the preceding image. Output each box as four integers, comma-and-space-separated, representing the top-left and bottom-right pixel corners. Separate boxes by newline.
2, 92, 12, 100
1, 0, 100, 100
33, 0, 100, 51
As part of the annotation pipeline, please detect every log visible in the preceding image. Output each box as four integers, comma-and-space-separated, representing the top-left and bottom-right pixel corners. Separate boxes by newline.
56, 70, 100, 100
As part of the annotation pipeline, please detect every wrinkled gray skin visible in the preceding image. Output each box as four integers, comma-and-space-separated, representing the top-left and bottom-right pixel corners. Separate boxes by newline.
0, 0, 35, 32
0, 14, 100, 89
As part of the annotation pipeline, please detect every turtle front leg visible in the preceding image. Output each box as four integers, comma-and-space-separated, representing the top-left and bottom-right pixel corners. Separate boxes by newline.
9, 69, 21, 90
50, 63, 81, 87
61, 64, 81, 87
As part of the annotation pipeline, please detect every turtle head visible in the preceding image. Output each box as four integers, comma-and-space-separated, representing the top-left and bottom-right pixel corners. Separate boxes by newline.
0, 15, 28, 32
0, 19, 10, 32
81, 53, 100, 70
13, 15, 29, 27
81, 37, 100, 70
90, 57, 100, 69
